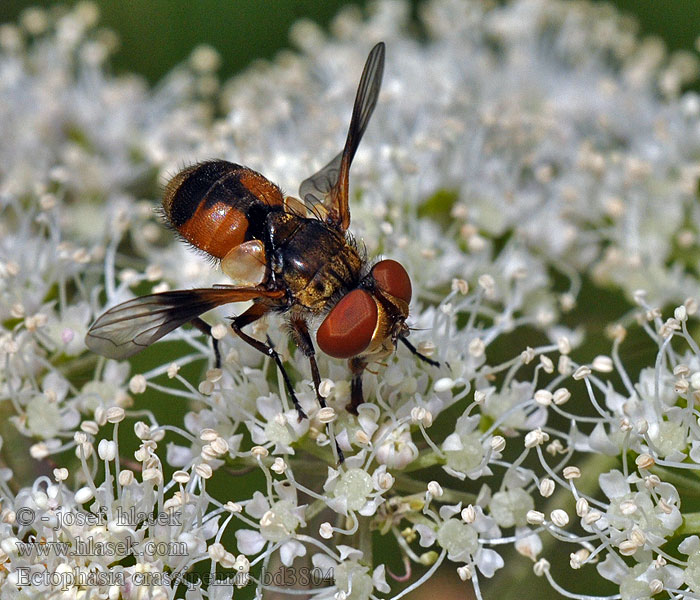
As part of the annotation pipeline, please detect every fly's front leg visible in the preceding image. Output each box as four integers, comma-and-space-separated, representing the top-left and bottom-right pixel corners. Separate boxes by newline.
290, 316, 345, 463
348, 357, 367, 415
400, 336, 440, 367
190, 317, 221, 368
231, 303, 307, 421
290, 317, 327, 409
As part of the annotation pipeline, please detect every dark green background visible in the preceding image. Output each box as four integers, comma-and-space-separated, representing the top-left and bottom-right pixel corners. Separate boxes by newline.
0, 1, 698, 84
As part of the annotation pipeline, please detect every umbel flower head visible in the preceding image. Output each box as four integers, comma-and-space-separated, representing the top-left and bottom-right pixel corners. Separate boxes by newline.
1, 1, 700, 599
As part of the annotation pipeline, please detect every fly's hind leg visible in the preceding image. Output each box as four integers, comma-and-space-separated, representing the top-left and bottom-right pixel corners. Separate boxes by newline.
190, 317, 221, 368
231, 303, 308, 420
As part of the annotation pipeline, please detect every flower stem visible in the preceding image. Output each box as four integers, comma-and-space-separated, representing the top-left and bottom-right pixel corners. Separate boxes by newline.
393, 473, 476, 505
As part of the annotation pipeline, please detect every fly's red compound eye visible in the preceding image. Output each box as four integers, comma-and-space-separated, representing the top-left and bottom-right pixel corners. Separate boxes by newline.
371, 259, 412, 303
317, 289, 378, 359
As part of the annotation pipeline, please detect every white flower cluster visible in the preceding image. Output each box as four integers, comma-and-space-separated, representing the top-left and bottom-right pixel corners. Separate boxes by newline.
1, 1, 700, 599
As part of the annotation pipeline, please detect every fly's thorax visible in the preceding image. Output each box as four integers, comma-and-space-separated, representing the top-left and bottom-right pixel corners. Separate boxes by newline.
267, 214, 362, 310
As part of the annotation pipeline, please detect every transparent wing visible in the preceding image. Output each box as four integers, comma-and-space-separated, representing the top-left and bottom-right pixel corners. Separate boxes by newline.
299, 42, 385, 231
85, 287, 282, 360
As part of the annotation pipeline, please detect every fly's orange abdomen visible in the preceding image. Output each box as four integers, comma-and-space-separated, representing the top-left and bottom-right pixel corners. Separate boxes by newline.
162, 160, 284, 259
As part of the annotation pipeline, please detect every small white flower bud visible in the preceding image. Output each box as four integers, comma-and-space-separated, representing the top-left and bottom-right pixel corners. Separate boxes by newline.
167, 362, 180, 378
199, 428, 218, 442
635, 453, 654, 469
539, 478, 555, 498
534, 390, 552, 406
142, 468, 163, 484
271, 458, 287, 474
128, 375, 147, 394
208, 543, 226, 562
98, 439, 117, 461
674, 306, 687, 321
569, 549, 589, 569
317, 407, 337, 423
452, 279, 469, 295
633, 289, 647, 304
434, 377, 455, 392
80, 420, 99, 435
675, 378, 689, 393
591, 355, 613, 372
490, 435, 506, 452
576, 498, 589, 517
134, 421, 151, 440
319, 379, 334, 398
629, 527, 645, 547
583, 510, 602, 525
427, 481, 443, 497
461, 505, 476, 524
53, 467, 69, 481
691, 372, 700, 390
457, 565, 472, 581
521, 347, 535, 364
478, 274, 495, 294
546, 440, 565, 455
210, 437, 229, 456
119, 470, 134, 486
648, 579, 663, 595
75, 487, 94, 504
620, 500, 638, 516
474, 390, 486, 404
525, 428, 549, 448
251, 446, 269, 458
558, 355, 572, 375
206, 368, 223, 382
526, 510, 545, 525
30, 442, 49, 459
674, 364, 690, 377
106, 406, 125, 423
644, 474, 661, 489
319, 522, 333, 539
198, 380, 214, 395
557, 337, 571, 355
619, 540, 638, 556
533, 559, 550, 576
173, 470, 190, 484
468, 338, 485, 357
539, 355, 554, 373
194, 463, 213, 479
355, 430, 370, 445
552, 388, 571, 406
550, 509, 569, 527
377, 472, 394, 490
563, 466, 580, 479
573, 366, 591, 380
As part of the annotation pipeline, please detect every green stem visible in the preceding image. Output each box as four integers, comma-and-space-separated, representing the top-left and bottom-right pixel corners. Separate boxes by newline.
650, 465, 700, 496
402, 451, 444, 472
305, 498, 329, 521
358, 516, 372, 566
679, 512, 700, 535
